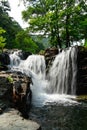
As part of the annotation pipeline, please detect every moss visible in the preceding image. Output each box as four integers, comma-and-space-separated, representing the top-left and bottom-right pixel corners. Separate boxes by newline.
78, 46, 87, 53
76, 95, 87, 102
7, 76, 13, 83
38, 50, 45, 55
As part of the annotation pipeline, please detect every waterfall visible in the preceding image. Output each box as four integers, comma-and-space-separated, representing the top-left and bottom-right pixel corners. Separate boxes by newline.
9, 50, 21, 67
47, 47, 77, 95
9, 47, 77, 106
23, 55, 46, 80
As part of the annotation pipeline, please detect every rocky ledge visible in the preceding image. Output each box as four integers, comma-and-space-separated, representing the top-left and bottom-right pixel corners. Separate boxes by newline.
0, 70, 41, 130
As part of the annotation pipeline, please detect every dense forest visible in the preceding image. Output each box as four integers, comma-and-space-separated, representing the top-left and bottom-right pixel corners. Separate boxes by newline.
0, 0, 87, 53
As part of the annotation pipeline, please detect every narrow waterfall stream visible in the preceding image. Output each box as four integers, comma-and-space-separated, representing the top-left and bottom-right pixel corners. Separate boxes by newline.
9, 47, 87, 130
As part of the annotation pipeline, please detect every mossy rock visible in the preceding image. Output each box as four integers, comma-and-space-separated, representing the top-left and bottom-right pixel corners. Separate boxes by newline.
78, 46, 87, 52
76, 95, 87, 102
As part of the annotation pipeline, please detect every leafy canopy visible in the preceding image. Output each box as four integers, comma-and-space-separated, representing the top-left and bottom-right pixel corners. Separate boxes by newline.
0, 27, 6, 52
22, 0, 87, 48
15, 30, 39, 53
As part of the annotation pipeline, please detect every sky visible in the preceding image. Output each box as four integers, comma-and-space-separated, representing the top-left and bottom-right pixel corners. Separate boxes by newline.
8, 0, 28, 28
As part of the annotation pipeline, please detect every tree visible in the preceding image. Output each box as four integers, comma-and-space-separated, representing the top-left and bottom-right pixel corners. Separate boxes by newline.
0, 27, 6, 52
15, 30, 39, 53
0, 0, 22, 49
22, 0, 87, 48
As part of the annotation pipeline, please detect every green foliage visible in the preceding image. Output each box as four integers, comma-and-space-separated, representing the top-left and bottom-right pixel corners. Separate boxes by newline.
7, 76, 13, 83
15, 30, 39, 53
38, 50, 45, 55
0, 0, 22, 49
31, 35, 48, 50
0, 27, 6, 52
84, 40, 87, 47
22, 0, 87, 48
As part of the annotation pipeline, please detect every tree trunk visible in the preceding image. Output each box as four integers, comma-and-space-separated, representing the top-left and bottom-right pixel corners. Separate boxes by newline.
57, 33, 61, 48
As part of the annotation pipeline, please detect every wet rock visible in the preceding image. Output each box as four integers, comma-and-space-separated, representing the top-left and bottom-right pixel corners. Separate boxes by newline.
0, 53, 10, 70
13, 75, 32, 118
44, 47, 59, 57
0, 53, 10, 65
76, 95, 87, 103
20, 51, 32, 60
44, 47, 58, 72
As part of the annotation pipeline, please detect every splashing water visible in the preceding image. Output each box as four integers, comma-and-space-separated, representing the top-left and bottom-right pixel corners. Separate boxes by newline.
9, 47, 78, 107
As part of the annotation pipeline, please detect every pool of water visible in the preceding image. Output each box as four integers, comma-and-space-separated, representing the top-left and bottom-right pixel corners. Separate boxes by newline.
29, 101, 87, 130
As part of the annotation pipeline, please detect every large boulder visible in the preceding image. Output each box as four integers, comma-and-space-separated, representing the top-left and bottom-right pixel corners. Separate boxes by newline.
0, 71, 32, 118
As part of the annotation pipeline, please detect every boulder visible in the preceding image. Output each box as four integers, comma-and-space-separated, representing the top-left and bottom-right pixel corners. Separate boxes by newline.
0, 71, 32, 118
44, 47, 59, 57
20, 51, 32, 60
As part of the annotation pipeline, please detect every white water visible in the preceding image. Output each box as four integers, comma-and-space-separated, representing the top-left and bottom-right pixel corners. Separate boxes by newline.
9, 47, 78, 107
9, 50, 21, 67
48, 47, 77, 95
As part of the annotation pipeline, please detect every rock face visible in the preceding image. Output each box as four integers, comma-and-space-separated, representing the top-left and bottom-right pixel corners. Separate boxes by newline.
0, 53, 10, 70
76, 46, 87, 95
0, 71, 32, 118
20, 51, 32, 60
44, 47, 59, 73
44, 47, 59, 58
0, 53, 10, 65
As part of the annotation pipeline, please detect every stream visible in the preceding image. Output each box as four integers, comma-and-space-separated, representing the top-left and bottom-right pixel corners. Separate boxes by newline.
29, 101, 87, 130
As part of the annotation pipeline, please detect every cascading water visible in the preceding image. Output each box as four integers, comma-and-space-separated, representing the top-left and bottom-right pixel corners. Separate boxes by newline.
47, 47, 77, 95
9, 47, 78, 106
9, 50, 21, 68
